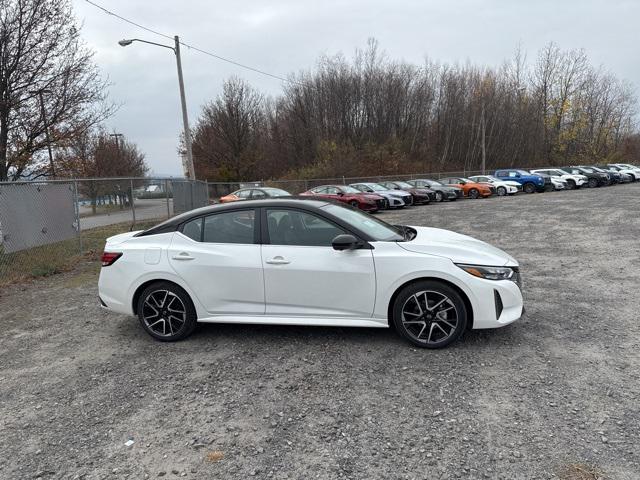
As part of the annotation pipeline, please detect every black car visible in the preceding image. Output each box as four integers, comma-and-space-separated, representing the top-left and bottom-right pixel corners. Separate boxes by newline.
594, 165, 629, 183
378, 181, 436, 204
406, 179, 462, 201
562, 166, 609, 187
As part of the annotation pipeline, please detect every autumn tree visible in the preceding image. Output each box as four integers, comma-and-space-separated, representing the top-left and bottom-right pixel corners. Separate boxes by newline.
0, 0, 112, 181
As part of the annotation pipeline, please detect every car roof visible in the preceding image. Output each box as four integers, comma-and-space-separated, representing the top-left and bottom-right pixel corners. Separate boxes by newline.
138, 198, 331, 236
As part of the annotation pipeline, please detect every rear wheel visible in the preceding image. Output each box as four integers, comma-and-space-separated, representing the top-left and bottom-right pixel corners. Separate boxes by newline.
587, 178, 598, 188
523, 182, 536, 194
349, 200, 360, 208
468, 188, 480, 199
137, 282, 197, 341
392, 281, 467, 349
496, 186, 507, 196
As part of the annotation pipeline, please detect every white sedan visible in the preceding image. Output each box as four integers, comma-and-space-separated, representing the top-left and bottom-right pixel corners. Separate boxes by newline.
98, 199, 524, 349
468, 175, 520, 196
530, 168, 587, 189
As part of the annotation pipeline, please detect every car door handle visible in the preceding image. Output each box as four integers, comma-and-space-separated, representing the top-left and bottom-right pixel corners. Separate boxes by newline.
266, 256, 290, 265
172, 252, 195, 261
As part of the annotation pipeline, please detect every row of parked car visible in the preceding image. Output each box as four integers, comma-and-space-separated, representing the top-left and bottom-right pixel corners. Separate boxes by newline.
218, 163, 640, 212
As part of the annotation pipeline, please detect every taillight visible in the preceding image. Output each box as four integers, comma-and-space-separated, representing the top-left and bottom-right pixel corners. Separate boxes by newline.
101, 252, 122, 267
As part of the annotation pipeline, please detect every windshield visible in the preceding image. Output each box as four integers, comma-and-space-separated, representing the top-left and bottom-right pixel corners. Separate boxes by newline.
321, 204, 404, 241
364, 183, 387, 191
580, 167, 594, 173
263, 188, 290, 196
394, 181, 413, 189
341, 186, 361, 194
516, 170, 530, 175
557, 169, 572, 175
591, 167, 604, 172
424, 179, 442, 186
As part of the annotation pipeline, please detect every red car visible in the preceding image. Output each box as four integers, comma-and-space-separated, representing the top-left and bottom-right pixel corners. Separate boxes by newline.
300, 185, 386, 212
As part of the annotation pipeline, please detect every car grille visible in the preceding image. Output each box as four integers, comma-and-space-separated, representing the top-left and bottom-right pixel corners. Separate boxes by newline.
376, 199, 387, 209
489, 186, 497, 194
515, 184, 523, 191
405, 196, 414, 205
455, 190, 463, 198
543, 177, 552, 184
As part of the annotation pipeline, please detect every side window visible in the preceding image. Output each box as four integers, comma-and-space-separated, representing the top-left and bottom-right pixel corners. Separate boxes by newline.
202, 210, 256, 244
508, 171, 517, 178
236, 190, 251, 199
182, 218, 203, 241
312, 187, 327, 194
251, 189, 267, 199
266, 209, 346, 247
326, 187, 340, 194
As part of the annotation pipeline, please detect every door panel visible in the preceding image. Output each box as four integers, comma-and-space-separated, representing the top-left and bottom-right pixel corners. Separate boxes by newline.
262, 245, 375, 317
261, 208, 376, 318
168, 211, 264, 315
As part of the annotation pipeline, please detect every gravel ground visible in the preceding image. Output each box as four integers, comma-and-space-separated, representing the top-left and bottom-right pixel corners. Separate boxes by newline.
1, 183, 639, 480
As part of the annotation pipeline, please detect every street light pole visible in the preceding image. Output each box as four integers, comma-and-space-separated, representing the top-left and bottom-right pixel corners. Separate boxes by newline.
481, 100, 486, 175
117, 36, 196, 180
174, 36, 195, 180
31, 89, 55, 177
109, 132, 124, 150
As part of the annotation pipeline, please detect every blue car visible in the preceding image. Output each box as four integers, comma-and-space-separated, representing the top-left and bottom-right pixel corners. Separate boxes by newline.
494, 169, 549, 193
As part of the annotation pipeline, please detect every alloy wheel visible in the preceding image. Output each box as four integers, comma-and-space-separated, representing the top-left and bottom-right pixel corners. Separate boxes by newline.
142, 290, 187, 337
435, 191, 444, 202
400, 290, 459, 345
497, 186, 507, 196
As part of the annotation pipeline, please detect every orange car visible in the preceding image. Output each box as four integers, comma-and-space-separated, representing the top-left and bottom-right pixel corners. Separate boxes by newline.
220, 187, 291, 203
439, 177, 494, 198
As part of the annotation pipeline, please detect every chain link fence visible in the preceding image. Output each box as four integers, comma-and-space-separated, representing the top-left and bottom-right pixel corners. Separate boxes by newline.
0, 177, 209, 284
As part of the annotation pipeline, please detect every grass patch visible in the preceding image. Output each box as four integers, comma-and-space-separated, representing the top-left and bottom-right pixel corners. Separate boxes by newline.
558, 464, 606, 480
0, 219, 159, 286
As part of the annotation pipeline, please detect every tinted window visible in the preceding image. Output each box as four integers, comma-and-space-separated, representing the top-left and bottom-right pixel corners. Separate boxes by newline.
182, 218, 202, 241
267, 209, 346, 246
235, 189, 252, 199
202, 210, 255, 244
325, 187, 340, 194
251, 189, 267, 199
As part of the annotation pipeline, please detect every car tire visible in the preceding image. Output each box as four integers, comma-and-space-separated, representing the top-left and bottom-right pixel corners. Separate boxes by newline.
349, 200, 360, 208
566, 179, 576, 190
523, 182, 536, 194
392, 280, 468, 349
497, 186, 507, 196
468, 188, 480, 199
587, 178, 598, 188
137, 282, 197, 341
435, 191, 444, 202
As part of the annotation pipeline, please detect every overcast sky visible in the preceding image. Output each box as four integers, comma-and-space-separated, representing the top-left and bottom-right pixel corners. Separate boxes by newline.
72, 0, 640, 177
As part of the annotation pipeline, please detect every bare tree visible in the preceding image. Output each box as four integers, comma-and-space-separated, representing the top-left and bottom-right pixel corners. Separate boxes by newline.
0, 0, 112, 181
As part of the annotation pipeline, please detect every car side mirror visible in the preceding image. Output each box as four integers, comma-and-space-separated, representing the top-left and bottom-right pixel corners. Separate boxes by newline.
337, 192, 344, 196
332, 234, 359, 251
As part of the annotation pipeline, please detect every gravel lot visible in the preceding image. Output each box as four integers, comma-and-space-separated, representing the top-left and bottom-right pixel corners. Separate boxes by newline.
1, 183, 639, 480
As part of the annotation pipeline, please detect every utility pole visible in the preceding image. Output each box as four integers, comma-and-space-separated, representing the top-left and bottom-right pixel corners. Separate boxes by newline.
32, 89, 55, 177
174, 36, 195, 180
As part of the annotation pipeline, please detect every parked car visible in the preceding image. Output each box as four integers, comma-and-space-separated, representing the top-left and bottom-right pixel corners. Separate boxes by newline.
535, 172, 567, 191
350, 182, 412, 208
98, 199, 523, 348
405, 179, 463, 201
468, 175, 520, 196
220, 187, 291, 203
592, 166, 630, 184
562, 166, 610, 187
607, 163, 640, 180
439, 177, 494, 198
494, 169, 548, 193
378, 180, 435, 204
300, 185, 386, 212
530, 168, 588, 189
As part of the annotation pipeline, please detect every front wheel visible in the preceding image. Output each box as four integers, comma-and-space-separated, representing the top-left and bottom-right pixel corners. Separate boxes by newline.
523, 182, 536, 194
349, 200, 360, 208
566, 179, 576, 190
435, 191, 444, 202
497, 186, 507, 196
587, 178, 598, 188
137, 282, 197, 341
468, 188, 480, 199
392, 281, 467, 349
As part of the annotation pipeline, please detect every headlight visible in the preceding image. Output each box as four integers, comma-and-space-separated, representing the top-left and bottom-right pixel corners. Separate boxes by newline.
456, 264, 516, 281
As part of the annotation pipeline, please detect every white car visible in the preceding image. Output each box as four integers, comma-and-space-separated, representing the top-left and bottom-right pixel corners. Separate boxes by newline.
549, 176, 568, 190
530, 168, 588, 189
606, 164, 640, 181
350, 182, 411, 208
98, 199, 524, 349
468, 175, 520, 196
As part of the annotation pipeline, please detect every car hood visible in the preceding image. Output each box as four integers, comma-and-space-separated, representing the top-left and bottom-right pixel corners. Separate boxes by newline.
397, 226, 517, 267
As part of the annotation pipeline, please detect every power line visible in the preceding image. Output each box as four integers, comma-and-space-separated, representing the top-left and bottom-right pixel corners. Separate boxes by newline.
83, 0, 304, 86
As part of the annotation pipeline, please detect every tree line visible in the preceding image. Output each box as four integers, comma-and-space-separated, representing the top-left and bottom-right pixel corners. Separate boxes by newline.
192, 40, 639, 182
